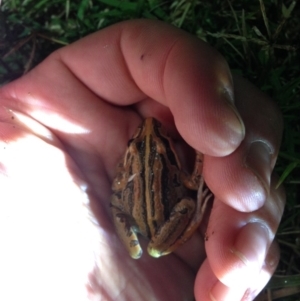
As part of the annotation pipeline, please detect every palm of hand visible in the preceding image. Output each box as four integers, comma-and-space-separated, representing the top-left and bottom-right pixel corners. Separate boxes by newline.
76, 108, 207, 301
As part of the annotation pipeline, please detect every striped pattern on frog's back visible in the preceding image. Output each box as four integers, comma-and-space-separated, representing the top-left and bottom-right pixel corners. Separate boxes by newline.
112, 118, 184, 238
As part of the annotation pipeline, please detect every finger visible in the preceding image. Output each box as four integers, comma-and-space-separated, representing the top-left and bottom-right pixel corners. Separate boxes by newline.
195, 259, 247, 301
204, 76, 283, 211
244, 240, 280, 300
204, 173, 285, 290
1, 19, 244, 158
194, 239, 280, 301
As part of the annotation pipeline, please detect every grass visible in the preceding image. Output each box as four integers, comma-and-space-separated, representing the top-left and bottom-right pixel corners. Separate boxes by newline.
1, 0, 299, 300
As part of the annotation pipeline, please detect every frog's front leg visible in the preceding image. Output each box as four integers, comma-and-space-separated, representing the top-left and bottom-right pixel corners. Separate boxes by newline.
147, 177, 212, 258
182, 151, 204, 189
110, 205, 143, 259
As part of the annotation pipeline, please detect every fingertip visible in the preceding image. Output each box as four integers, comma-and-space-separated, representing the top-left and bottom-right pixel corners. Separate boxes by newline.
175, 90, 245, 157
209, 281, 246, 301
206, 99, 245, 157
202, 55, 245, 156
194, 259, 247, 301
204, 154, 267, 212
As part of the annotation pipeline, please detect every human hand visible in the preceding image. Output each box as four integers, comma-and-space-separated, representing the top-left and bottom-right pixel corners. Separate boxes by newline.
0, 20, 285, 301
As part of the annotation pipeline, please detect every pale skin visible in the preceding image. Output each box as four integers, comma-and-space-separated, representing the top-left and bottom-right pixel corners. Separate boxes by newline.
0, 20, 285, 301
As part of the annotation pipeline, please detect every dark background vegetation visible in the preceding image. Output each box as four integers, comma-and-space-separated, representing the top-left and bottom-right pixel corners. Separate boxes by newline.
1, 0, 299, 300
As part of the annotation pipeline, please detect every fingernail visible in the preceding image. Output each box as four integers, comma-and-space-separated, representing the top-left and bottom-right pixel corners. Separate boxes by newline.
221, 86, 245, 142
222, 80, 245, 137
245, 142, 272, 202
264, 240, 280, 270
227, 101, 245, 134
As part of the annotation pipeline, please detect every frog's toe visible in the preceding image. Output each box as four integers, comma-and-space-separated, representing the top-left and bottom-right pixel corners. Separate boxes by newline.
147, 245, 171, 258
129, 240, 143, 259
